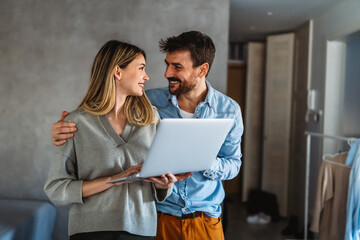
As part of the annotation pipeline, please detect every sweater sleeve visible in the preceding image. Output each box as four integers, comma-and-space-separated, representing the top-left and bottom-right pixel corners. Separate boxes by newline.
44, 138, 84, 206
152, 184, 173, 203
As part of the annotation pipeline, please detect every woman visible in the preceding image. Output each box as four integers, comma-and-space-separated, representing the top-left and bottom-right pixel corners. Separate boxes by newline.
44, 40, 175, 240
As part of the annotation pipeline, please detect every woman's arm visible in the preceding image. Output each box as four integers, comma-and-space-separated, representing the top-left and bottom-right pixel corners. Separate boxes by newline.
82, 164, 142, 198
45, 149, 142, 205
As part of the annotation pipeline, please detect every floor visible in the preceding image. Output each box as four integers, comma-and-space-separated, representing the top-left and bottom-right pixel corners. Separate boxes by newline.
223, 194, 307, 240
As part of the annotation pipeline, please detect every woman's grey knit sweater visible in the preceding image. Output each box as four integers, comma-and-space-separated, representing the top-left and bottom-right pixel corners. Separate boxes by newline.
44, 108, 171, 237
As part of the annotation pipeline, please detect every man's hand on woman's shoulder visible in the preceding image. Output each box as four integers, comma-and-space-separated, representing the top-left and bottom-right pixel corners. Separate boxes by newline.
51, 111, 77, 146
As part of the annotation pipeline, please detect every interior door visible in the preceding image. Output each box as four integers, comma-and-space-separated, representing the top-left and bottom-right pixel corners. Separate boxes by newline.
261, 33, 295, 217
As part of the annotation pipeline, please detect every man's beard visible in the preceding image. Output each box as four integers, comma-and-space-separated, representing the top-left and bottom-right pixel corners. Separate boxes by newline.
167, 77, 196, 96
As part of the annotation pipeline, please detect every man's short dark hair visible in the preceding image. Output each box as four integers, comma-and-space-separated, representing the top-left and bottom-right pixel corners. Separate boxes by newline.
159, 31, 216, 76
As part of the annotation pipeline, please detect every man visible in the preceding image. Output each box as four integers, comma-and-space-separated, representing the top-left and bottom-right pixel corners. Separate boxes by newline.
51, 31, 243, 240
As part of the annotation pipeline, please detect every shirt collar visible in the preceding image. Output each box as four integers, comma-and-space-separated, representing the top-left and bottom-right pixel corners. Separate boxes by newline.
167, 80, 215, 108
167, 91, 179, 108
204, 80, 215, 108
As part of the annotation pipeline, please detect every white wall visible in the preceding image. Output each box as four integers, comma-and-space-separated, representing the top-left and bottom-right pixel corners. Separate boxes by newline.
343, 33, 360, 136
323, 41, 346, 154
311, 0, 360, 108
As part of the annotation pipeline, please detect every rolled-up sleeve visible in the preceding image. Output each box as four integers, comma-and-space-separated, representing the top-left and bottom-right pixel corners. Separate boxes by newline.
44, 140, 84, 206
203, 107, 243, 180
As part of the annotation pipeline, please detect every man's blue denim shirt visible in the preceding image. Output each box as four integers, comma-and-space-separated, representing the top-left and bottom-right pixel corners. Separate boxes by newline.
146, 81, 244, 218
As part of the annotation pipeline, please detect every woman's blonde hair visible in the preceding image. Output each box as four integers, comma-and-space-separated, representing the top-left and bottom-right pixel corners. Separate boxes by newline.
79, 40, 155, 126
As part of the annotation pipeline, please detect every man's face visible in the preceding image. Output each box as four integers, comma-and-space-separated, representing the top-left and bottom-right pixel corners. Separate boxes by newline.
164, 50, 200, 96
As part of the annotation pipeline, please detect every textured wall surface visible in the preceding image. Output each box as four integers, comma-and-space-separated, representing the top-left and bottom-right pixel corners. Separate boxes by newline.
0, 0, 229, 239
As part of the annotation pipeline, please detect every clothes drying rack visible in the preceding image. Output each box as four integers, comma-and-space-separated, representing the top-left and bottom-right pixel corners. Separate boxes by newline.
303, 131, 357, 240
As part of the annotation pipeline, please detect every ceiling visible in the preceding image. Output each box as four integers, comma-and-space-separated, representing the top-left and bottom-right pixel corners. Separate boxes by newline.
230, 0, 340, 42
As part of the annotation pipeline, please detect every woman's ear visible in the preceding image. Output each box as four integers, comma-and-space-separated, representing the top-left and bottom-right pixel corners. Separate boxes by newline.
198, 63, 209, 78
114, 65, 122, 81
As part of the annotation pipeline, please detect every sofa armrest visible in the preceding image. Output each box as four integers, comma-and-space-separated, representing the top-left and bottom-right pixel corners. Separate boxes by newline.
0, 199, 56, 240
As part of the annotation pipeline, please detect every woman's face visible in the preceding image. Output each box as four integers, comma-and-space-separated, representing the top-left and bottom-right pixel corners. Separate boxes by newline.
118, 54, 149, 97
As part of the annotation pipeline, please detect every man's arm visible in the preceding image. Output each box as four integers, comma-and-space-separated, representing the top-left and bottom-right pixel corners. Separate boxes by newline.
203, 107, 244, 181
52, 111, 77, 146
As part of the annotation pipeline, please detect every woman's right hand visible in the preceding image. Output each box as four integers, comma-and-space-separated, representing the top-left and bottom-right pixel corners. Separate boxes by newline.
82, 164, 143, 198
109, 164, 143, 185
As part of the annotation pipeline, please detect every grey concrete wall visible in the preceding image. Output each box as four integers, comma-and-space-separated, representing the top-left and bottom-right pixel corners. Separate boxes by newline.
0, 0, 230, 239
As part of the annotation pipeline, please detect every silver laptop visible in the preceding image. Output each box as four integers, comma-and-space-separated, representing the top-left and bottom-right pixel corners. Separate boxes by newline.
107, 118, 234, 183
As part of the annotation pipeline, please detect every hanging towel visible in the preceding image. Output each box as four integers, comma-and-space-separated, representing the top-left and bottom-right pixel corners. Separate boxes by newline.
310, 153, 351, 240
345, 139, 360, 240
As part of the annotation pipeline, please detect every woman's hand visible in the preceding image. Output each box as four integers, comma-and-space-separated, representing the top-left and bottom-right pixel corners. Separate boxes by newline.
143, 173, 178, 189
82, 164, 143, 198
109, 164, 143, 186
